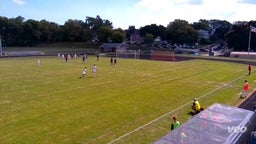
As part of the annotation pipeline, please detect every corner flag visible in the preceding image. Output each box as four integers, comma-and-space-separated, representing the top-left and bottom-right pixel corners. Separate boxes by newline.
250, 26, 256, 33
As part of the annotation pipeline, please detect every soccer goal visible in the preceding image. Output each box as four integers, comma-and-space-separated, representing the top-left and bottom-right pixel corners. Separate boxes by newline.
116, 50, 140, 59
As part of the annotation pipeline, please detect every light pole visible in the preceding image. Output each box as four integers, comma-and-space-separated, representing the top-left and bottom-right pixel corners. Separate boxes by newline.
248, 26, 251, 55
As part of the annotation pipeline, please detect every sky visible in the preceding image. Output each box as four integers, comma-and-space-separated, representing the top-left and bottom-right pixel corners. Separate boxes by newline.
1, 0, 256, 29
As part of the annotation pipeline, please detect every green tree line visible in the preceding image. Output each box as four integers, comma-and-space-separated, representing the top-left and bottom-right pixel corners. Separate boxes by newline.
0, 15, 125, 46
0, 15, 256, 51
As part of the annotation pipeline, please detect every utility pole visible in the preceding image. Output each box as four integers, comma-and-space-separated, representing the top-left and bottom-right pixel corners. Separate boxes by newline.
0, 35, 2, 56
248, 26, 251, 55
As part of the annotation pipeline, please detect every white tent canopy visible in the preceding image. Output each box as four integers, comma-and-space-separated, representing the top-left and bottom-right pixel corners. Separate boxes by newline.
153, 103, 256, 144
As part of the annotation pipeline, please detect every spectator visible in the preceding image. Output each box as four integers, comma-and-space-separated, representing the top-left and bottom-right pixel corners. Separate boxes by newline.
192, 98, 203, 114
170, 115, 180, 131
240, 80, 249, 98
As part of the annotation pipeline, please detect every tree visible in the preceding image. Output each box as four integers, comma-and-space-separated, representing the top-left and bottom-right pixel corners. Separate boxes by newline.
3, 16, 24, 46
97, 26, 112, 42
158, 25, 168, 41
209, 20, 232, 42
85, 15, 113, 41
63, 19, 84, 41
226, 21, 251, 51
143, 33, 154, 43
0, 16, 9, 47
249, 21, 256, 51
85, 15, 112, 31
22, 19, 41, 46
81, 28, 93, 42
192, 19, 209, 30
112, 28, 125, 43
39, 20, 62, 42
140, 24, 167, 40
48, 22, 64, 42
167, 19, 199, 44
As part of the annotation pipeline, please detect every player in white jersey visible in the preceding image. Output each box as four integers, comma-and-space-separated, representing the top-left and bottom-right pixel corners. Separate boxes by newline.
92, 64, 97, 77
79, 67, 87, 79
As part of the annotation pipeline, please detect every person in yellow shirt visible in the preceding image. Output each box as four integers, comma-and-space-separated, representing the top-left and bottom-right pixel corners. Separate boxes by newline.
170, 115, 180, 131
192, 98, 203, 114
194, 98, 201, 110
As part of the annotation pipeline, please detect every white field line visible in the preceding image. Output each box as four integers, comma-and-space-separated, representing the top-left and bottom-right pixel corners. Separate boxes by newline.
108, 74, 246, 144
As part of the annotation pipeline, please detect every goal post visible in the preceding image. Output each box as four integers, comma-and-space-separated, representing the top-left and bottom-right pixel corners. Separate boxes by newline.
116, 50, 140, 59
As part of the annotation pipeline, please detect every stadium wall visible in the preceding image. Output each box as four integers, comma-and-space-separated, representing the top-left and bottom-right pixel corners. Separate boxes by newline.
230, 52, 256, 59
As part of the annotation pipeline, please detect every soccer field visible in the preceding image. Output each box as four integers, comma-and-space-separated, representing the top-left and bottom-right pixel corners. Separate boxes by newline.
0, 56, 254, 143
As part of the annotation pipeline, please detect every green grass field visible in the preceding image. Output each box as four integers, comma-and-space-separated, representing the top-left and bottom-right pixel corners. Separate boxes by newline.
0, 55, 255, 144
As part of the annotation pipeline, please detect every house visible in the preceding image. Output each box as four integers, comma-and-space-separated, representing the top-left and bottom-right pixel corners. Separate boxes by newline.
130, 30, 142, 44
99, 43, 127, 53
198, 29, 210, 39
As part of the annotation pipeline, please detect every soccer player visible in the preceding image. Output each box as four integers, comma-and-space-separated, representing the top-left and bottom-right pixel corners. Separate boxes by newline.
79, 67, 87, 79
248, 64, 252, 75
36, 58, 40, 66
92, 64, 97, 77
82, 53, 87, 62
65, 54, 68, 62
96, 54, 99, 61
110, 57, 113, 65
114, 58, 117, 65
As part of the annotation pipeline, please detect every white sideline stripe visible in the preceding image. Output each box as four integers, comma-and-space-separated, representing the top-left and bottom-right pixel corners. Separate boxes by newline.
108, 74, 246, 144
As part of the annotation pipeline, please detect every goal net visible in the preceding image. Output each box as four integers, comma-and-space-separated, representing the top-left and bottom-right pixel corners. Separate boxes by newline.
116, 50, 140, 59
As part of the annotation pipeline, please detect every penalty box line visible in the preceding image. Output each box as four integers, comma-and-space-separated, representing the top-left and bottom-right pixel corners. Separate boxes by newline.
108, 73, 246, 144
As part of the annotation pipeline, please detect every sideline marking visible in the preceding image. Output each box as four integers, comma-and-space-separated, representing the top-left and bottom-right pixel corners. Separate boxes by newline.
108, 74, 246, 144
